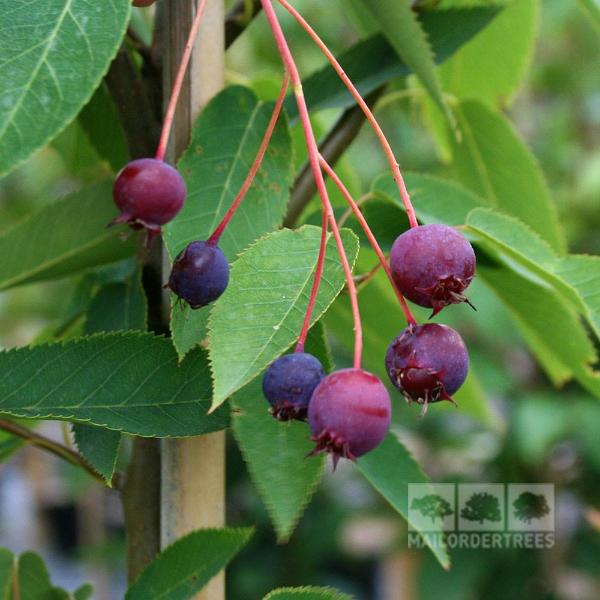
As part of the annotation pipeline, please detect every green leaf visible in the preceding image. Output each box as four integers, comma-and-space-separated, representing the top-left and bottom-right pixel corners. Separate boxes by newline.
373, 171, 488, 226
231, 378, 324, 542
73, 583, 94, 600
577, 0, 600, 32
208, 226, 359, 410
126, 528, 253, 600
263, 587, 353, 600
0, 0, 131, 178
0, 182, 137, 291
72, 423, 121, 484
357, 432, 450, 569
15, 551, 70, 600
478, 264, 600, 395
440, 0, 539, 106
79, 83, 129, 172
0, 333, 228, 437
74, 268, 147, 482
84, 270, 147, 335
285, 5, 502, 118
163, 86, 294, 359
361, 0, 453, 123
0, 548, 12, 598
450, 100, 565, 253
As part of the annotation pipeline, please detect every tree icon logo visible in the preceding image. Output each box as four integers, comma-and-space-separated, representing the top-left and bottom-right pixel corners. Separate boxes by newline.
410, 494, 454, 523
461, 492, 502, 524
513, 491, 550, 524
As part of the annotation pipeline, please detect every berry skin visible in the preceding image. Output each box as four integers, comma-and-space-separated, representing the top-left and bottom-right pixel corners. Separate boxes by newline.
167, 241, 229, 309
262, 353, 325, 421
385, 323, 469, 415
390, 224, 476, 316
308, 368, 391, 468
111, 158, 186, 242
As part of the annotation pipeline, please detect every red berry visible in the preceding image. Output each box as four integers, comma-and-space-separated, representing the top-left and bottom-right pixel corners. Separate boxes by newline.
308, 368, 391, 468
390, 224, 475, 316
111, 158, 186, 243
385, 323, 469, 415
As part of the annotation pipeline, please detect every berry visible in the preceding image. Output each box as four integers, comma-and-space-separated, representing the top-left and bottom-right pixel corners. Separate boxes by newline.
385, 323, 469, 415
167, 241, 229, 309
111, 158, 186, 242
262, 353, 325, 421
308, 368, 391, 467
390, 224, 476, 316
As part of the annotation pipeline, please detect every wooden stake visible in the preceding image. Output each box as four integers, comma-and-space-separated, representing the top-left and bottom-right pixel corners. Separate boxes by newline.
160, 2, 226, 600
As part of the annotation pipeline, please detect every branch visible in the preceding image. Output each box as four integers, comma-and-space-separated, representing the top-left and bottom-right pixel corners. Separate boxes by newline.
225, 0, 262, 47
283, 86, 384, 227
0, 418, 121, 489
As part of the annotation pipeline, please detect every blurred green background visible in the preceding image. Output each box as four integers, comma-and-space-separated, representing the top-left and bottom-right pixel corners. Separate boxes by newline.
0, 1, 599, 599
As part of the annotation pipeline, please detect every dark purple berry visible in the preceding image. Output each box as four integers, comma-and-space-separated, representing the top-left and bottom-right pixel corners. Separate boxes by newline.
167, 241, 230, 309
262, 353, 325, 421
390, 224, 476, 316
111, 158, 186, 242
385, 323, 469, 415
308, 368, 391, 468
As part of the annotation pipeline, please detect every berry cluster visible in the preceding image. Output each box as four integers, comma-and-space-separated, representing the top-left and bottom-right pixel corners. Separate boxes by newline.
114, 0, 476, 470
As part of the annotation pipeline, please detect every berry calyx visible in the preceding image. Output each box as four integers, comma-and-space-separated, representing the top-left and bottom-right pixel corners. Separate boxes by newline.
262, 353, 325, 421
111, 158, 186, 243
390, 224, 476, 316
167, 241, 230, 309
308, 368, 391, 468
385, 323, 469, 415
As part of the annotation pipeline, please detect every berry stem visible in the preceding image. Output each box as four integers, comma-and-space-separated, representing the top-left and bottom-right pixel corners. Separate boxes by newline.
295, 209, 328, 353
155, 0, 209, 162
276, 0, 418, 229
208, 72, 290, 245
260, 0, 362, 369
319, 156, 417, 326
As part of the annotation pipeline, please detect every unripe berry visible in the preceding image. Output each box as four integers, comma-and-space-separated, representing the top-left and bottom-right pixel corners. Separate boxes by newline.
167, 241, 229, 309
111, 158, 186, 241
308, 368, 391, 468
385, 323, 469, 415
390, 224, 475, 316
262, 353, 325, 421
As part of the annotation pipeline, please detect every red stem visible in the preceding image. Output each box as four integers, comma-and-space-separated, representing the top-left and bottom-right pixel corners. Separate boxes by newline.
276, 0, 419, 229
261, 0, 362, 369
295, 210, 328, 353
155, 0, 208, 162
320, 156, 417, 326
208, 73, 290, 244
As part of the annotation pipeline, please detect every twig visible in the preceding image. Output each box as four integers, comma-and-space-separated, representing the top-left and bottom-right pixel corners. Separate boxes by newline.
0, 419, 121, 489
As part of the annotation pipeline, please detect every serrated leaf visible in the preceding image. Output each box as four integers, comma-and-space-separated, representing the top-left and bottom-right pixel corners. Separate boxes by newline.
361, 0, 453, 124
440, 0, 539, 106
15, 551, 71, 600
79, 82, 129, 172
450, 100, 565, 253
357, 432, 450, 569
231, 378, 324, 542
286, 6, 501, 118
0, 182, 137, 291
263, 587, 353, 600
72, 423, 121, 484
125, 528, 253, 600
163, 85, 294, 358
208, 226, 359, 409
0, 0, 131, 178
0, 333, 228, 437
478, 264, 600, 395
373, 171, 488, 226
